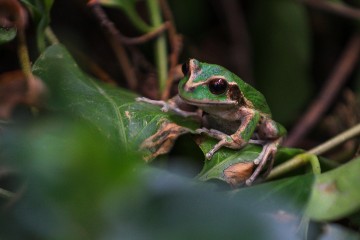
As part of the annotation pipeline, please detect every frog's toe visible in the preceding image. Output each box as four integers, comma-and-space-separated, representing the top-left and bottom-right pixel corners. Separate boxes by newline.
195, 128, 209, 134
205, 152, 213, 160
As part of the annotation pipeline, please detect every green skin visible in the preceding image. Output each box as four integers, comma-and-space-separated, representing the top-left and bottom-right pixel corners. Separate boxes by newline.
138, 59, 286, 185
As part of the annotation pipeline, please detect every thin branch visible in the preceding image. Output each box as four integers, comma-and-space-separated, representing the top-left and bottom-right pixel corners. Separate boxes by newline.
217, 0, 253, 83
285, 33, 360, 146
45, 27, 60, 44
160, 0, 183, 100
300, 0, 360, 20
268, 123, 360, 179
75, 50, 118, 85
120, 22, 170, 45
88, 2, 138, 90
309, 123, 360, 156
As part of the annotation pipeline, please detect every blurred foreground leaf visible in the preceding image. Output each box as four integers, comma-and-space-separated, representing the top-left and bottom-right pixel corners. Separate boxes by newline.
0, 118, 299, 240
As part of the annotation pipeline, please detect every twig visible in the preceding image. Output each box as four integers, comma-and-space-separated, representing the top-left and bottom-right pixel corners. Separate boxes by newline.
120, 22, 170, 45
45, 27, 60, 44
300, 0, 360, 20
160, 0, 183, 100
285, 33, 360, 146
217, 0, 253, 83
309, 123, 360, 156
75, 50, 118, 85
268, 123, 360, 179
88, 2, 138, 90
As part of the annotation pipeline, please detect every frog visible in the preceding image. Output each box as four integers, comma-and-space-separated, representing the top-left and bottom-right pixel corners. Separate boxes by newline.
137, 59, 286, 185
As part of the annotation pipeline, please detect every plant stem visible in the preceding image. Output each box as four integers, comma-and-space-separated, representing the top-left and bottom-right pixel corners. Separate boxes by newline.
147, 0, 168, 95
45, 27, 60, 45
17, 30, 32, 79
309, 123, 360, 156
268, 123, 360, 179
267, 153, 320, 179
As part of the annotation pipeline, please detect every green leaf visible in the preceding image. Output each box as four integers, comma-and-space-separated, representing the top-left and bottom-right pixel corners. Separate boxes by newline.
306, 157, 360, 221
0, 27, 17, 44
0, 119, 303, 239
32, 44, 199, 151
197, 136, 304, 185
20, 0, 54, 51
233, 173, 314, 214
197, 139, 261, 183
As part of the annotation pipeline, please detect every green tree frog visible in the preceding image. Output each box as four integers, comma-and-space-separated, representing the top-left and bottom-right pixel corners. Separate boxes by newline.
137, 59, 286, 185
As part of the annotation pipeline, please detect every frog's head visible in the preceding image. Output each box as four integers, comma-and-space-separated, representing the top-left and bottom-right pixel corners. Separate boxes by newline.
178, 59, 244, 108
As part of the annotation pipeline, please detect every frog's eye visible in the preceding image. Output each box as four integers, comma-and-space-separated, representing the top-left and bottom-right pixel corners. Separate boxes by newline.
181, 61, 189, 76
208, 78, 228, 95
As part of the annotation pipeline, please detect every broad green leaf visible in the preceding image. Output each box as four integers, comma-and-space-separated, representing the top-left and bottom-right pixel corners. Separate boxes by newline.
20, 0, 54, 51
306, 157, 360, 220
0, 119, 299, 239
197, 136, 304, 185
197, 139, 261, 183
0, 27, 17, 44
0, 118, 141, 239
248, 0, 312, 124
32, 44, 199, 151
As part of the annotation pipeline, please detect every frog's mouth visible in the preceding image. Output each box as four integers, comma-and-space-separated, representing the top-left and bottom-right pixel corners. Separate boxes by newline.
179, 95, 238, 107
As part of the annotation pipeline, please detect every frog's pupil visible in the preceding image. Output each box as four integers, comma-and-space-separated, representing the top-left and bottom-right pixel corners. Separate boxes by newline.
209, 78, 228, 95
181, 62, 189, 76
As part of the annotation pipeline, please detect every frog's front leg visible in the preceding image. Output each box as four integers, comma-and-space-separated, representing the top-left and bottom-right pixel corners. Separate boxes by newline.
200, 109, 261, 159
136, 96, 199, 118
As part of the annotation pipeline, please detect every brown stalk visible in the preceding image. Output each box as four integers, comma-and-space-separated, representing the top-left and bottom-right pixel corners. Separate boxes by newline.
300, 0, 360, 20
217, 0, 253, 83
120, 22, 170, 45
88, 2, 138, 90
285, 33, 360, 146
160, 0, 183, 100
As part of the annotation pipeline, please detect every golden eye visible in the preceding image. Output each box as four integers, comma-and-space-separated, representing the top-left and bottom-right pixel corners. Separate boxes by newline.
208, 78, 228, 95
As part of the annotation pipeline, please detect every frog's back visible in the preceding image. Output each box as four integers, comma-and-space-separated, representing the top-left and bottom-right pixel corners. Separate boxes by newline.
200, 62, 272, 116
234, 74, 272, 116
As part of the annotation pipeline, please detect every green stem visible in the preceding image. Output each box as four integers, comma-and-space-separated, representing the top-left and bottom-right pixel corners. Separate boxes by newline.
309, 123, 360, 155
124, 5, 153, 33
147, 0, 168, 94
268, 123, 360, 179
17, 30, 32, 79
45, 27, 60, 45
267, 153, 320, 179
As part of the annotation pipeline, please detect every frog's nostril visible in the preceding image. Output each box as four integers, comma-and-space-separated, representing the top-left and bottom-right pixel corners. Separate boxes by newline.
183, 83, 194, 92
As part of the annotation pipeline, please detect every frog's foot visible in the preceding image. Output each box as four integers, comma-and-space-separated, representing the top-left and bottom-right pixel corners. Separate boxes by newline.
245, 138, 282, 186
136, 97, 198, 118
196, 128, 245, 159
